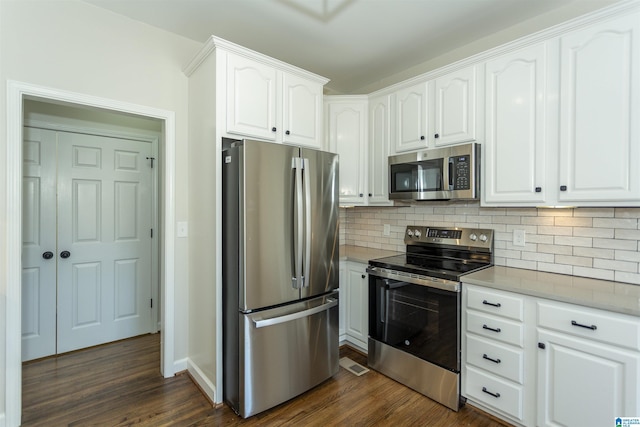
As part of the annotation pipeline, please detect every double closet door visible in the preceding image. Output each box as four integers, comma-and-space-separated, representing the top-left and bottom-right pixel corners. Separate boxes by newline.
22, 127, 154, 361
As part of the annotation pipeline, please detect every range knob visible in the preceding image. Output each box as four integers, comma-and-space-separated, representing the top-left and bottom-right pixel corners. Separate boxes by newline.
479, 234, 488, 242
469, 233, 478, 241
407, 229, 414, 237
414, 229, 422, 238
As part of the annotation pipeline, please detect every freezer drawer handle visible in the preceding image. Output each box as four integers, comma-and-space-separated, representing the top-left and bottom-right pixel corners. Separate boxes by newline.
253, 298, 338, 329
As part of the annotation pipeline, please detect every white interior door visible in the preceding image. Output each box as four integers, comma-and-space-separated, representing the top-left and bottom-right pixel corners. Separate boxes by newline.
21, 128, 154, 360
22, 128, 58, 361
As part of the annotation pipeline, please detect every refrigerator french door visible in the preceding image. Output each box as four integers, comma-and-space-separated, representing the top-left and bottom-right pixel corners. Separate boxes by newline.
222, 139, 339, 418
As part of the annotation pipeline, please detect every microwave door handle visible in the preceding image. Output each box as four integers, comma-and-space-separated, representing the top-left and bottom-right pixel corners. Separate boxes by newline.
302, 158, 312, 288
448, 157, 454, 190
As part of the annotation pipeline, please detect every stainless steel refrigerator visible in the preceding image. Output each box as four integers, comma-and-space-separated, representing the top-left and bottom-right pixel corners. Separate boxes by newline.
222, 139, 339, 418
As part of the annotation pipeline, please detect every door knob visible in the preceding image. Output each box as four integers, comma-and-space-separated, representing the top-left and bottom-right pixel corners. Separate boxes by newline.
42, 251, 54, 260
60, 251, 71, 259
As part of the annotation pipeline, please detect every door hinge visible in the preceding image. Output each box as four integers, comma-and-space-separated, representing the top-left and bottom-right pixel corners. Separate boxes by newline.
150, 298, 153, 308
150, 228, 153, 238
146, 156, 156, 169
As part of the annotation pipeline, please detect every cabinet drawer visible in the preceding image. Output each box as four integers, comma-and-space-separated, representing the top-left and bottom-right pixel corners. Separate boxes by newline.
464, 365, 524, 421
537, 301, 640, 351
465, 334, 524, 384
466, 285, 524, 321
467, 311, 523, 347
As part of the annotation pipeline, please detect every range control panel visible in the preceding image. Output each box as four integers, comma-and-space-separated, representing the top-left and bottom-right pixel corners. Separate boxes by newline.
405, 225, 493, 249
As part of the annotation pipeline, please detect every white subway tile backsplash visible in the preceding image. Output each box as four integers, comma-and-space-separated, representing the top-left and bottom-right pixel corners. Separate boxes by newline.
554, 236, 593, 247
594, 258, 638, 273
593, 218, 638, 229
555, 255, 593, 268
614, 271, 640, 285
593, 238, 638, 250
574, 247, 615, 259
538, 225, 573, 236
342, 203, 640, 286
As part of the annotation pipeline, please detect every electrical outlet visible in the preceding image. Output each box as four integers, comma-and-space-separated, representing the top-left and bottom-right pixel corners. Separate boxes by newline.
513, 229, 526, 247
383, 224, 391, 236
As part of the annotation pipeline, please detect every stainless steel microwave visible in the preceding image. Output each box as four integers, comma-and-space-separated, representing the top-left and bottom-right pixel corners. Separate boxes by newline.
388, 143, 479, 201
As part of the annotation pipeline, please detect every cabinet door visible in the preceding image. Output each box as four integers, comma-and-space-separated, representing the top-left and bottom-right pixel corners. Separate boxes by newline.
368, 95, 392, 205
433, 66, 477, 146
537, 329, 640, 426
327, 101, 367, 205
346, 262, 368, 349
226, 53, 278, 141
483, 43, 549, 205
558, 12, 640, 203
282, 73, 324, 149
394, 82, 429, 153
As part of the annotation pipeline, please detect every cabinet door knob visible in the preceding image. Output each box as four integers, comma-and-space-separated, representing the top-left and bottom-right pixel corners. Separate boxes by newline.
60, 250, 71, 259
368, 193, 372, 197
42, 251, 54, 260
361, 274, 366, 279
271, 127, 277, 132
285, 130, 290, 135
434, 133, 439, 139
420, 136, 425, 140
535, 187, 542, 193
560, 185, 567, 191
359, 193, 363, 197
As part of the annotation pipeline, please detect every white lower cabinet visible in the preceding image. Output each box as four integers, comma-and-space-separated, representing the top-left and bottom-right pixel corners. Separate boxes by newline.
462, 284, 533, 426
462, 283, 640, 427
537, 301, 640, 427
339, 261, 369, 352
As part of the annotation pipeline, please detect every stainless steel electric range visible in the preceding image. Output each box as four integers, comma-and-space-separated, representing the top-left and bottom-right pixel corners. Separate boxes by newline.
367, 225, 494, 411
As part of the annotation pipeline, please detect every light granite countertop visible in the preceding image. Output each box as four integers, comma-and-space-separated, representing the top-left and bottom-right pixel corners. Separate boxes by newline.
339, 245, 402, 264
462, 266, 640, 317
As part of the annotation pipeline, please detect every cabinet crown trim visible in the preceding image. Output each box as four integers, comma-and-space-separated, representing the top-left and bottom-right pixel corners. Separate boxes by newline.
367, 0, 640, 98
183, 35, 329, 84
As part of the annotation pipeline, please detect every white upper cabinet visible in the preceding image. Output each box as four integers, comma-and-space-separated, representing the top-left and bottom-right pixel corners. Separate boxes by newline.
483, 43, 549, 206
368, 94, 393, 205
483, 8, 640, 207
226, 53, 278, 141
326, 97, 368, 205
225, 51, 327, 149
557, 12, 640, 204
281, 73, 323, 147
394, 81, 429, 153
433, 66, 477, 147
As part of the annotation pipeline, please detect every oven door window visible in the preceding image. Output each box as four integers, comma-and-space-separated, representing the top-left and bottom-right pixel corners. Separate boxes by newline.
369, 276, 459, 372
389, 158, 444, 193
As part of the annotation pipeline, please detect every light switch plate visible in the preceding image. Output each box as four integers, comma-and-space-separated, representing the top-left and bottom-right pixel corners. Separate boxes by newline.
177, 221, 188, 238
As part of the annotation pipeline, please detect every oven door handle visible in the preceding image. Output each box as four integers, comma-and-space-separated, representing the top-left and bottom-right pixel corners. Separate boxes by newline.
366, 266, 460, 293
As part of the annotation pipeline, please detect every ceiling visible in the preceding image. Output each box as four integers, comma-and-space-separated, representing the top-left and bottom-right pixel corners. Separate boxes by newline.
83, 0, 620, 94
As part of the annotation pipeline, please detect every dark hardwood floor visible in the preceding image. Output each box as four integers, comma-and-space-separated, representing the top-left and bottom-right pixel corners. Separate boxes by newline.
22, 333, 509, 426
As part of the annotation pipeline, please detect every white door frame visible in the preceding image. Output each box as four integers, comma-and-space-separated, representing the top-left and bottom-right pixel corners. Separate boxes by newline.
5, 80, 177, 427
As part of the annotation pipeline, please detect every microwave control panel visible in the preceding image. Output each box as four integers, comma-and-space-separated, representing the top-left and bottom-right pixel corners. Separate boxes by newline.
450, 155, 471, 190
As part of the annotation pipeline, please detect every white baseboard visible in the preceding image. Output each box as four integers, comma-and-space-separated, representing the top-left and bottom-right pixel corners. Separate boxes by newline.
187, 358, 217, 403
173, 357, 188, 374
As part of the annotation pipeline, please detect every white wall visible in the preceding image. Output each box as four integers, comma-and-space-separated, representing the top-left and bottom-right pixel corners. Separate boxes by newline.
0, 0, 200, 422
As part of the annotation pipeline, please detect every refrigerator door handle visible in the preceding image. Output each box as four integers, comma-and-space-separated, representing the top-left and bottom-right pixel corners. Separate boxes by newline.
253, 298, 338, 328
302, 158, 312, 288
292, 157, 304, 289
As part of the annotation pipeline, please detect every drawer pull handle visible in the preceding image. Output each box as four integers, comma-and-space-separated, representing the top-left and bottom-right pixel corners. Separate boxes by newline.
482, 324, 501, 333
482, 354, 501, 364
482, 387, 501, 398
482, 300, 501, 308
571, 320, 597, 331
